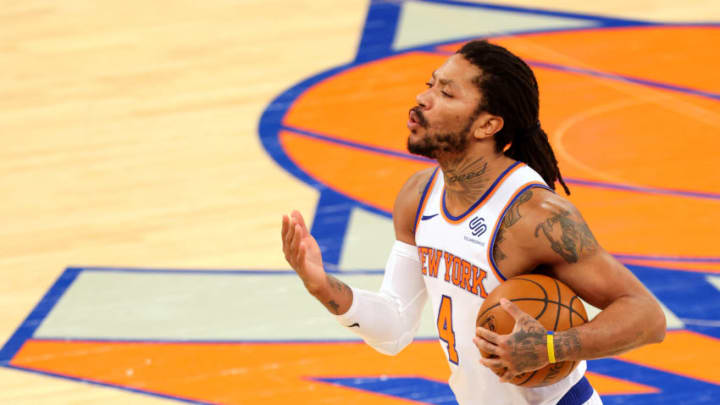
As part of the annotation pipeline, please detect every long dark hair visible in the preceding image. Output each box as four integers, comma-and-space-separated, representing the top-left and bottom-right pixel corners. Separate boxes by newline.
458, 40, 570, 194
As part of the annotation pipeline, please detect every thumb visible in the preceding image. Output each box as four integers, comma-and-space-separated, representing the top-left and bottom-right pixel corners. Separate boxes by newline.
500, 298, 526, 320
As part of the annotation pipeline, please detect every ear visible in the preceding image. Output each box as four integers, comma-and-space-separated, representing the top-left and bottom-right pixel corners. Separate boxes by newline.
473, 113, 504, 140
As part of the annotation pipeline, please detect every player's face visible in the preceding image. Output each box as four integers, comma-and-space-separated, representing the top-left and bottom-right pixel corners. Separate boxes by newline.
407, 54, 484, 159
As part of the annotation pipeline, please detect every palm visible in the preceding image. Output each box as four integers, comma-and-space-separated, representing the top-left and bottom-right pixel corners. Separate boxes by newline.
282, 210, 326, 290
300, 232, 324, 276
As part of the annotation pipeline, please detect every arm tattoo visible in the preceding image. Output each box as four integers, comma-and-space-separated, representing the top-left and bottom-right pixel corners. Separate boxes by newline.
492, 189, 534, 264
327, 300, 340, 314
493, 228, 508, 263
326, 275, 352, 315
327, 274, 351, 294
534, 209, 598, 263
554, 329, 581, 361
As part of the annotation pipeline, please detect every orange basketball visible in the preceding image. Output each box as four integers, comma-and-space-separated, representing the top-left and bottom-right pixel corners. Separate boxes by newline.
476, 274, 588, 387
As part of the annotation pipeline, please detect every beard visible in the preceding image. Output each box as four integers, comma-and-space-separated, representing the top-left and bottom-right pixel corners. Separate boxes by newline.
407, 113, 473, 159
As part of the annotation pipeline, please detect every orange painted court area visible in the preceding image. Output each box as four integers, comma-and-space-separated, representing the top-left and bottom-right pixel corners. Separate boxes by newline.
281, 26, 720, 271
3, 1, 720, 404
13, 338, 675, 403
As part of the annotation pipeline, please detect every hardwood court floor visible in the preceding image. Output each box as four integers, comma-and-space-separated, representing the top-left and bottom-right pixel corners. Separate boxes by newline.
1, 1, 719, 404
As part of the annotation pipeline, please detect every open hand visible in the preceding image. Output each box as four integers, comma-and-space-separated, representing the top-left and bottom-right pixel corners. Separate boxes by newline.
473, 298, 549, 382
281, 210, 326, 294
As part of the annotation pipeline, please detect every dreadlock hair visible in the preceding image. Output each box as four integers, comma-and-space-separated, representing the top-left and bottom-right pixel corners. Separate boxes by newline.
457, 40, 570, 195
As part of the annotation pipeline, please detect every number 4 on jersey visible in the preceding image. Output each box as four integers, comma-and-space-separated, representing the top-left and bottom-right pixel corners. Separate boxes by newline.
437, 295, 459, 364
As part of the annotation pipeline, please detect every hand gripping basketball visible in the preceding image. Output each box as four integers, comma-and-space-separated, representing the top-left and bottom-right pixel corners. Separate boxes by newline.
474, 274, 588, 387
474, 298, 549, 382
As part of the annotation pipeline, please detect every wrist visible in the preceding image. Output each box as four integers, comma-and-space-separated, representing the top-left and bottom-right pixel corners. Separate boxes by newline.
304, 274, 330, 297
553, 329, 582, 362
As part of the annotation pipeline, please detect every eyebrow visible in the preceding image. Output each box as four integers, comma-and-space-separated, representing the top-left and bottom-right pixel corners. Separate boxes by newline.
431, 71, 453, 86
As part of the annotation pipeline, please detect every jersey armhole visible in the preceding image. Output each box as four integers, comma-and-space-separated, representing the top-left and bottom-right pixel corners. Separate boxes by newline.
486, 183, 551, 282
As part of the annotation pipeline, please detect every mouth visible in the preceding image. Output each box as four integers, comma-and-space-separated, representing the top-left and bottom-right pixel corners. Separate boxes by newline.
407, 108, 424, 131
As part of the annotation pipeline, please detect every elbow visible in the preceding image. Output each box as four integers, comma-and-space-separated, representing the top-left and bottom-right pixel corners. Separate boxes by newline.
369, 339, 411, 356
367, 332, 414, 356
648, 303, 667, 344
653, 314, 667, 344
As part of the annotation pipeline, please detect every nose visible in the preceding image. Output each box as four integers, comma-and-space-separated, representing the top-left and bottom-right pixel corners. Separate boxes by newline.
416, 88, 431, 110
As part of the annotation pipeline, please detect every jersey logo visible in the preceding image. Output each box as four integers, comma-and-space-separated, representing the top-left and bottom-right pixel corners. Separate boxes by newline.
421, 213, 438, 221
469, 216, 487, 237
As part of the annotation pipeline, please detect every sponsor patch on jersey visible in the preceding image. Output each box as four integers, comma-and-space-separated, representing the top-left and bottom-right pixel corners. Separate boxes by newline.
469, 216, 487, 237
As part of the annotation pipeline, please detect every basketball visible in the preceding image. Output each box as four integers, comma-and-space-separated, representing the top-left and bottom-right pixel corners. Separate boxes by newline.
476, 274, 588, 387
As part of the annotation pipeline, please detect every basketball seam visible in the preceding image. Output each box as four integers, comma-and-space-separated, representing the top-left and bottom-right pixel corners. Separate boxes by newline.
552, 278, 562, 331
514, 277, 550, 320
476, 277, 554, 320
476, 298, 577, 320
515, 369, 537, 386
568, 295, 588, 324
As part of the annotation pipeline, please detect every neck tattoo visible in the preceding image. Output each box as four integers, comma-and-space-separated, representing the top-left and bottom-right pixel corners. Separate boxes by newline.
445, 158, 488, 185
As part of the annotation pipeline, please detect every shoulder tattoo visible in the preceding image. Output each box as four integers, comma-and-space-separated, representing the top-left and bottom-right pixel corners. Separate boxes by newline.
493, 189, 534, 264
534, 208, 598, 263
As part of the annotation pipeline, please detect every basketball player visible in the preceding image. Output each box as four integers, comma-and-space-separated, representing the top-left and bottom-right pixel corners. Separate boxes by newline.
281, 40, 666, 405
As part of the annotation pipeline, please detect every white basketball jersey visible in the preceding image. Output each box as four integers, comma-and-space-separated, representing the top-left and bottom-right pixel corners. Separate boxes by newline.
414, 161, 587, 405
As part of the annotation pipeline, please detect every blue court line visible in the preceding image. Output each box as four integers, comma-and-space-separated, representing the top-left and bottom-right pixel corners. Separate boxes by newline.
564, 178, 720, 200
281, 124, 433, 163
311, 189, 354, 268
74, 266, 386, 275
4, 365, 214, 405
616, 254, 720, 263
355, 0, 402, 62
422, 0, 652, 26
0, 268, 82, 364
26, 337, 417, 345
427, 50, 720, 102
281, 125, 720, 202
26, 336, 440, 345
527, 59, 720, 101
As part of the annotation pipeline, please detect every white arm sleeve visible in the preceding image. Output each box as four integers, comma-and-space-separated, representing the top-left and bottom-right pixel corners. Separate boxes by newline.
334, 240, 428, 355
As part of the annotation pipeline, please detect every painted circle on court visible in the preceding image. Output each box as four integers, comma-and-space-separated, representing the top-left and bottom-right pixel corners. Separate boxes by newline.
260, 25, 720, 259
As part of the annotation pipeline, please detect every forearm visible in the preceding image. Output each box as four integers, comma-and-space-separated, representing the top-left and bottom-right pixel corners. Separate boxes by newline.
554, 295, 666, 362
330, 240, 427, 355
307, 274, 354, 315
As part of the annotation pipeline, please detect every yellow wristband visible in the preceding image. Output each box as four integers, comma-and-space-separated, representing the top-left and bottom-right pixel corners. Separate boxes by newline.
547, 331, 556, 364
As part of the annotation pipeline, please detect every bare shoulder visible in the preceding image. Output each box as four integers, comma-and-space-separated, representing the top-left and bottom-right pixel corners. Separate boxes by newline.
393, 167, 437, 244
528, 189, 600, 264
494, 187, 601, 274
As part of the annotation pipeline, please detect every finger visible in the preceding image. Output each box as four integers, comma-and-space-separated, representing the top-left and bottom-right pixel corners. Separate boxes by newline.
500, 298, 526, 320
281, 216, 292, 258
476, 327, 500, 344
479, 357, 504, 370
472, 337, 499, 356
290, 224, 302, 256
292, 210, 309, 233
284, 217, 296, 247
281, 215, 289, 241
499, 368, 515, 383
297, 241, 306, 266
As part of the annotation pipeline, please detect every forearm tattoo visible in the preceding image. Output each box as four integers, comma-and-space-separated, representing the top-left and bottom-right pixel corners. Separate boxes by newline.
534, 209, 598, 263
554, 329, 582, 361
325, 275, 352, 315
